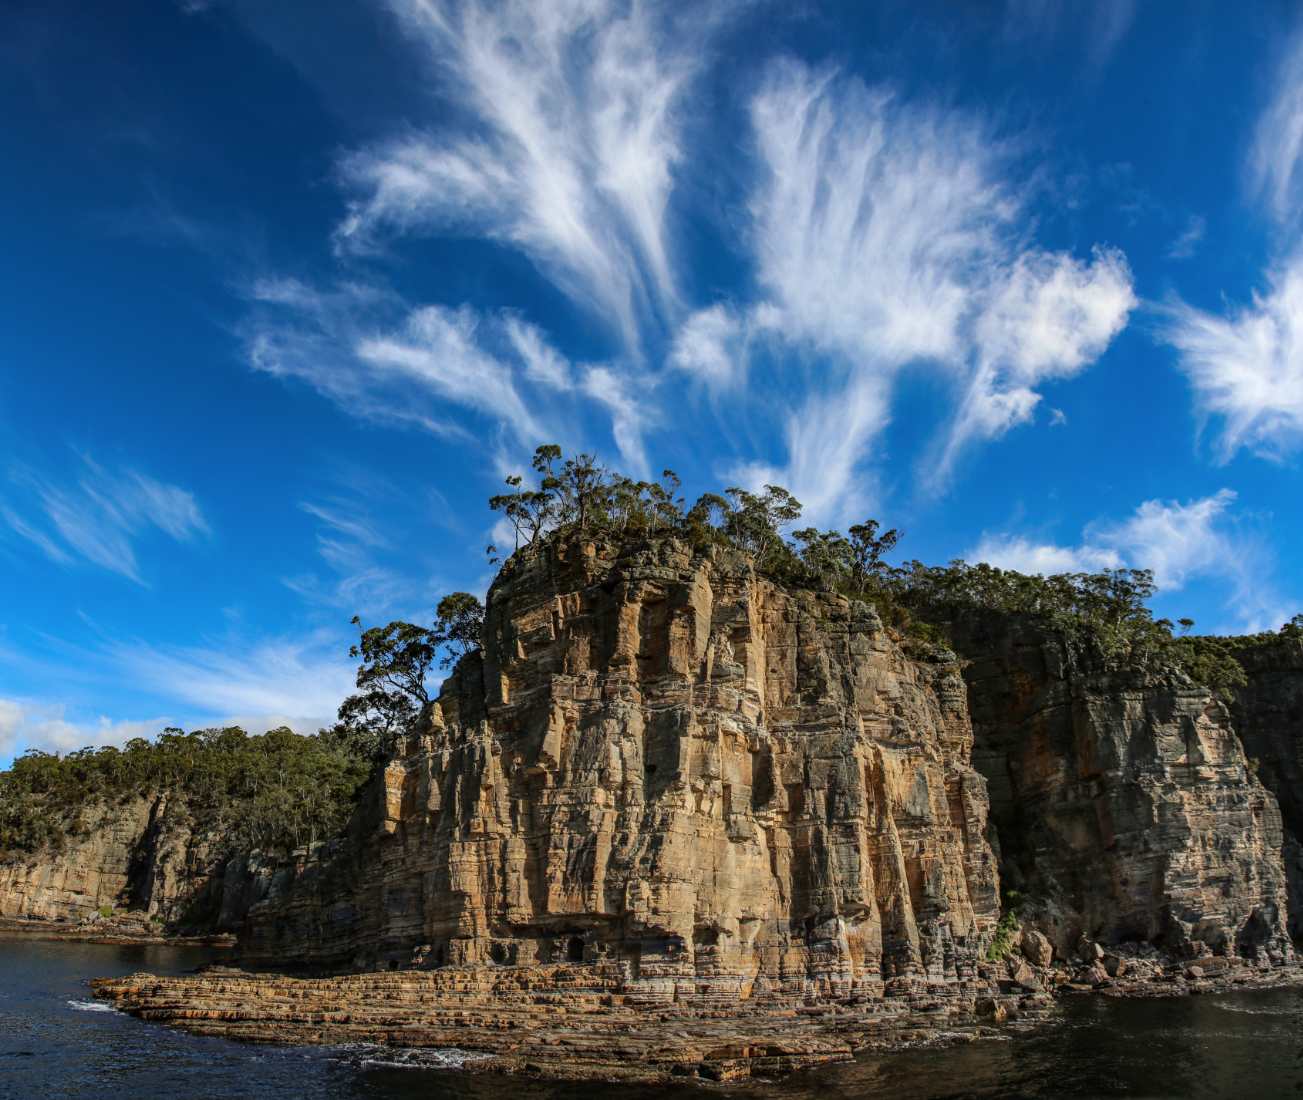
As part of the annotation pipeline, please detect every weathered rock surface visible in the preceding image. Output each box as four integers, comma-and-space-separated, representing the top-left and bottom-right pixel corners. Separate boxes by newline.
0, 793, 270, 930
1223, 638, 1303, 938
25, 538, 1303, 1075
929, 609, 1293, 963
238, 537, 1002, 1008
89, 965, 1032, 1081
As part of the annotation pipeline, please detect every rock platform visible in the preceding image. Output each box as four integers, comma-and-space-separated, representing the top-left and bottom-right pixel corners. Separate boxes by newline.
90, 963, 1042, 1082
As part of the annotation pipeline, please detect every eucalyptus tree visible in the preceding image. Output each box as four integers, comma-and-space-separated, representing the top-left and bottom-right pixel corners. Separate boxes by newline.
723, 485, 802, 567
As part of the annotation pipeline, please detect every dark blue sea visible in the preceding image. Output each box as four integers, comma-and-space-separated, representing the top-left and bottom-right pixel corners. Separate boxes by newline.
2, 931, 1302, 1099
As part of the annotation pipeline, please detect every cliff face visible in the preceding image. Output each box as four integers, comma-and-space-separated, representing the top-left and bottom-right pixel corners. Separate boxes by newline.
0, 793, 268, 929
1224, 639, 1303, 937
238, 537, 1002, 1002
929, 609, 1293, 963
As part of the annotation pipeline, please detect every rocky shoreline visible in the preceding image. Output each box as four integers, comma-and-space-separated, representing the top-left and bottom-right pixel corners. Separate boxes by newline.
0, 916, 235, 948
88, 952, 1303, 1083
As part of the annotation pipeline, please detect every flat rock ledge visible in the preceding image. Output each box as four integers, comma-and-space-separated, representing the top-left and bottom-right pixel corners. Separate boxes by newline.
90, 964, 1047, 1082
0, 917, 235, 948
91, 959, 1303, 1082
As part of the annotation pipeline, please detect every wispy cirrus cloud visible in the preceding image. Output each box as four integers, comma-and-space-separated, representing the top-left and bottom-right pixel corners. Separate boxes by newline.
1, 454, 207, 583
244, 279, 655, 466
1164, 33, 1303, 461
252, 16, 1136, 514
107, 630, 354, 723
712, 63, 1133, 519
338, 0, 721, 347
1164, 262, 1303, 460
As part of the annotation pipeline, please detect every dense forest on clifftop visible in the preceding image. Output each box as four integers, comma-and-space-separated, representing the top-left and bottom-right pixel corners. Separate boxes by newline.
3, 444, 1298, 864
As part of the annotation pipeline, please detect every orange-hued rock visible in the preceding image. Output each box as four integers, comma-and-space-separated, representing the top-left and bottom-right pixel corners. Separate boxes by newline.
89, 965, 1019, 1081
238, 536, 1002, 1005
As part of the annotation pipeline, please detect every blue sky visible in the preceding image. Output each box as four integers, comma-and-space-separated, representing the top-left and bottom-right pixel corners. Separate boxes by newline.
3, 0, 1303, 766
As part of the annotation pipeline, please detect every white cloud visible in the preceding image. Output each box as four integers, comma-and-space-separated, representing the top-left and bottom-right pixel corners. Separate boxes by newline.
968, 535, 1123, 576
357, 304, 542, 439
1168, 214, 1205, 259
668, 304, 748, 390
2, 455, 207, 583
1166, 253, 1303, 460
730, 62, 1133, 517
1089, 488, 1240, 590
0, 699, 167, 764
1252, 33, 1303, 224
581, 364, 650, 472
970, 489, 1247, 594
1164, 35, 1303, 460
505, 314, 572, 390
248, 283, 551, 437
339, 0, 716, 346
246, 283, 659, 464
105, 631, 354, 727
949, 246, 1135, 461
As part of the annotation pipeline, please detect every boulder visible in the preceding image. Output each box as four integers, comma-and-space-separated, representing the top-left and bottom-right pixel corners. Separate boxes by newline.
1009, 958, 1041, 992
1078, 937, 1106, 963
1021, 928, 1054, 967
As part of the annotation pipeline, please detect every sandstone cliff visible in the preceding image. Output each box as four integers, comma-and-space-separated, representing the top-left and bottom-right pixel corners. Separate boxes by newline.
926, 608, 1293, 963
236, 536, 1003, 1003
0, 791, 270, 930
1221, 637, 1303, 937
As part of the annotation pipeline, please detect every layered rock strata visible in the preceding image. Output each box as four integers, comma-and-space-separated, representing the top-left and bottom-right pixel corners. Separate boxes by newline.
91, 965, 1037, 1082
1222, 637, 1303, 937
928, 609, 1293, 963
0, 793, 270, 930
238, 536, 1003, 1008
87, 947, 1303, 1082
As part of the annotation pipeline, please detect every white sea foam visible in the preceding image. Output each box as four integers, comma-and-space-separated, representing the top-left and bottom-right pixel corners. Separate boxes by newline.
66, 999, 116, 1013
1211, 1002, 1297, 1016
347, 1046, 492, 1070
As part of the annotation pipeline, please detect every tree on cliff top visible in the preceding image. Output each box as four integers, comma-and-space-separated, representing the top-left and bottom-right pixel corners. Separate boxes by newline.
329, 593, 486, 758
482, 442, 1300, 698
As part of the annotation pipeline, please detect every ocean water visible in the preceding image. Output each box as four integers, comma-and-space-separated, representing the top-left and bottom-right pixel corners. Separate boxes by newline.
2, 932, 1301, 1099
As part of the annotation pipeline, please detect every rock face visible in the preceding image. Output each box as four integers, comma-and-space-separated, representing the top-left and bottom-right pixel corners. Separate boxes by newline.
1223, 638, 1303, 937
238, 537, 1002, 1005
929, 609, 1293, 963
0, 793, 268, 929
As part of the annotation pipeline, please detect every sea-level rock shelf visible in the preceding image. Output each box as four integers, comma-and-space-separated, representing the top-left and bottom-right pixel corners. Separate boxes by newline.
89, 963, 1040, 1082
88, 954, 1303, 1083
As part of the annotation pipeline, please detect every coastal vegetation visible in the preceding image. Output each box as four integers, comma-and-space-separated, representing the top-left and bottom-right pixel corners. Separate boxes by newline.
0, 725, 371, 858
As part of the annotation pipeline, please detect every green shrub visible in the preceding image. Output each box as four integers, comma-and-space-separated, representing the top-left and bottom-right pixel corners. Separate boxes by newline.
986, 908, 1020, 962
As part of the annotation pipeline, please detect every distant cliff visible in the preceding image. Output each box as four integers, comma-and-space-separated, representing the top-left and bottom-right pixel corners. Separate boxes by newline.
922, 608, 1292, 964
0, 726, 371, 932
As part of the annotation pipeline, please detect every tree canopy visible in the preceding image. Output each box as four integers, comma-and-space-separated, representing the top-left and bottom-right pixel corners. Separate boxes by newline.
1, 725, 370, 858
325, 591, 485, 759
